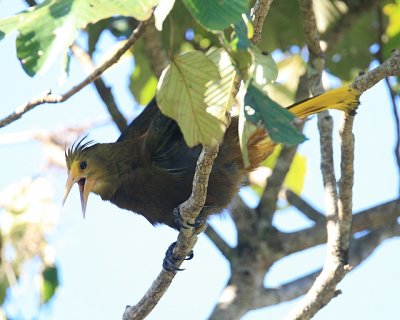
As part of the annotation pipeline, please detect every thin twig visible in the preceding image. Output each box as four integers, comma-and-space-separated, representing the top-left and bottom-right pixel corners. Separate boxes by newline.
376, 6, 400, 195
205, 225, 233, 259
351, 49, 400, 93
0, 19, 150, 129
284, 189, 325, 223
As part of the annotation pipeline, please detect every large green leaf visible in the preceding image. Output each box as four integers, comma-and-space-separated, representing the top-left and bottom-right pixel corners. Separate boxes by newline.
0, 0, 157, 76
244, 82, 306, 145
205, 48, 237, 120
156, 51, 225, 147
182, 0, 248, 31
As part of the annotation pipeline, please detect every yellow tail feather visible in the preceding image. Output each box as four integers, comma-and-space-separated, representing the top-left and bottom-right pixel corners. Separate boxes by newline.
287, 86, 361, 118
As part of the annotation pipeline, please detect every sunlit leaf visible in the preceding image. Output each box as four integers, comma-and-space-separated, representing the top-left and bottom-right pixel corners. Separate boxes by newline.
244, 82, 306, 145
251, 48, 278, 87
0, 0, 158, 76
182, 0, 248, 31
205, 48, 237, 120
383, 2, 400, 56
249, 146, 307, 196
154, 0, 176, 31
156, 51, 225, 146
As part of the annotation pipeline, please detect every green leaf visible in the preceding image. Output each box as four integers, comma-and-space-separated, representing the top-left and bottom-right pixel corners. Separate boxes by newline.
231, 14, 253, 51
244, 82, 306, 145
249, 145, 307, 196
383, 2, 400, 57
130, 40, 158, 105
251, 48, 278, 87
0, 0, 158, 76
156, 51, 225, 147
0, 271, 9, 305
41, 265, 59, 304
205, 48, 237, 120
182, 0, 248, 31
262, 145, 307, 195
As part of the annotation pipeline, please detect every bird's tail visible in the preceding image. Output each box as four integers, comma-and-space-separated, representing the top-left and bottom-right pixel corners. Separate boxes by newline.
287, 86, 360, 118
246, 86, 361, 170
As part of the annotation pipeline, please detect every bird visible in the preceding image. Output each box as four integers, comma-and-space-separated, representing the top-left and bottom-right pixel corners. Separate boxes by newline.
63, 86, 359, 269
63, 86, 360, 226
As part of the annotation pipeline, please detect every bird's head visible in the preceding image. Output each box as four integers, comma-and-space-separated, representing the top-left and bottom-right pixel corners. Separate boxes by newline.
63, 137, 111, 217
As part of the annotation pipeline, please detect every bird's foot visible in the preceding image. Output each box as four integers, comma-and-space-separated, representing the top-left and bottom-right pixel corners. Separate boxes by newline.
173, 207, 206, 231
162, 241, 194, 272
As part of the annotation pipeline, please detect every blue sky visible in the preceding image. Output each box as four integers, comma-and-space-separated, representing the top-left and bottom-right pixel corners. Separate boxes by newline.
0, 2, 399, 320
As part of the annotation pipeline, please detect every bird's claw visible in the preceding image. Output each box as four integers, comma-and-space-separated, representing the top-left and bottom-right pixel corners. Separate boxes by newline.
162, 241, 194, 272
173, 207, 205, 230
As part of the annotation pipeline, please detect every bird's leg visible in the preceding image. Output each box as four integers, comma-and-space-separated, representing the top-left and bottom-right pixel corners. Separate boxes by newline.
173, 207, 207, 233
162, 241, 194, 272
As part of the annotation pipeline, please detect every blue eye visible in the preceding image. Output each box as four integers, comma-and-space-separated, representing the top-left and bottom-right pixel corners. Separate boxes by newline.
80, 161, 87, 170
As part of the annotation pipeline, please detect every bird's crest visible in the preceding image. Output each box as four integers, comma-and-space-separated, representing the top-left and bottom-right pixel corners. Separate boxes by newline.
65, 135, 96, 169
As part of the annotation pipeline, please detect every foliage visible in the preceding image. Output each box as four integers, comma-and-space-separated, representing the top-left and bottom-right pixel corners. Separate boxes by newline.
0, 177, 59, 317
0, 0, 398, 318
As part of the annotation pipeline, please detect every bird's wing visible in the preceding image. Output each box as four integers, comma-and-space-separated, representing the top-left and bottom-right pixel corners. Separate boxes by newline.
118, 98, 201, 175
144, 108, 201, 175
117, 98, 159, 142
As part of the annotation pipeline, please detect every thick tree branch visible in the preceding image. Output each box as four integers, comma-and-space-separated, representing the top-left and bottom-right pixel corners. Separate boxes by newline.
0, 19, 150, 129
280, 199, 400, 256
285, 1, 349, 318
254, 222, 399, 309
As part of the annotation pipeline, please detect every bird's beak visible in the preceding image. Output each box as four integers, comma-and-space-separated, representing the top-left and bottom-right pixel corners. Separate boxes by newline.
63, 169, 95, 218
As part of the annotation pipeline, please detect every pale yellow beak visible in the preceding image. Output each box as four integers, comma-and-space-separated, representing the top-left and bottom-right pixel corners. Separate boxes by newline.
63, 168, 95, 218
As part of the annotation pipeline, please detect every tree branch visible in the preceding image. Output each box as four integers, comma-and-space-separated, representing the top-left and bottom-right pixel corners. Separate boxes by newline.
254, 222, 400, 309
285, 0, 350, 318
351, 49, 400, 92
205, 225, 233, 259
256, 146, 298, 226
70, 44, 127, 132
280, 199, 400, 256
123, 145, 219, 320
284, 189, 325, 223
251, 0, 274, 45
142, 17, 169, 78
0, 19, 150, 129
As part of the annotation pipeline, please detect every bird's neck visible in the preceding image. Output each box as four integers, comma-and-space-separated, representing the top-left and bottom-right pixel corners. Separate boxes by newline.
90, 141, 143, 200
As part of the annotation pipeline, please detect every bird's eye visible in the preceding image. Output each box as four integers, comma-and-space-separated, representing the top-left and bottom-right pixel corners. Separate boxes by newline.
80, 161, 87, 170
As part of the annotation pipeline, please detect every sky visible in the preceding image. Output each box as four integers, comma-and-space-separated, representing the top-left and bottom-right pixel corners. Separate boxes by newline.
0, 2, 399, 320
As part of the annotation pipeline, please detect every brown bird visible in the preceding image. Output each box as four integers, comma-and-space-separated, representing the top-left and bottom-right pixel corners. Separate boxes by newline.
63, 87, 359, 268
